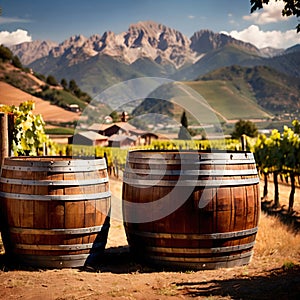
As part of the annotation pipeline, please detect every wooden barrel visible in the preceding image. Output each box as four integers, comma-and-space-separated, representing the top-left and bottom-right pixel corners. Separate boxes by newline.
0, 156, 110, 268
123, 150, 260, 270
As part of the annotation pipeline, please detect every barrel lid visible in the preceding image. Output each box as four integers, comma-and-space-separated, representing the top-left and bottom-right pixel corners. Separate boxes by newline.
2, 156, 106, 170
127, 150, 254, 162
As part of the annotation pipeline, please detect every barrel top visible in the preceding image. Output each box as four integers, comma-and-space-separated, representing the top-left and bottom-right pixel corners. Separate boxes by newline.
2, 156, 107, 170
127, 150, 255, 161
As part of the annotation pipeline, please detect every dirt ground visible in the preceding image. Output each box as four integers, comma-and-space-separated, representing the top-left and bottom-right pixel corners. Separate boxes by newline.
0, 177, 300, 300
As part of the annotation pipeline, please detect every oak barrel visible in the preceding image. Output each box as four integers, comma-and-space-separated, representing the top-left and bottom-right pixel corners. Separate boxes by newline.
0, 156, 110, 268
123, 150, 260, 270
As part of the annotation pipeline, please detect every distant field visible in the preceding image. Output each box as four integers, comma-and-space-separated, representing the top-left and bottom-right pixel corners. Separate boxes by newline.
0, 82, 80, 123
185, 80, 272, 120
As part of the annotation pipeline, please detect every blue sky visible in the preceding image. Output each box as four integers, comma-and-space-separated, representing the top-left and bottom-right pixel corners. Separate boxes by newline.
0, 0, 299, 48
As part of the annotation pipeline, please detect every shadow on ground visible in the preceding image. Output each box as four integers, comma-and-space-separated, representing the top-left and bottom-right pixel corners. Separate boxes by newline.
261, 199, 300, 233
0, 245, 158, 274
174, 265, 300, 300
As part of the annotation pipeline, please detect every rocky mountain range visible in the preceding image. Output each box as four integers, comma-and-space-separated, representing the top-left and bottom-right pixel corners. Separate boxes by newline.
8, 21, 300, 104
10, 40, 58, 65
10, 21, 266, 68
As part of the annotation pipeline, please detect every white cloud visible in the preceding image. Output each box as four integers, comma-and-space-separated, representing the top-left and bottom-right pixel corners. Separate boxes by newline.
188, 15, 195, 19
0, 29, 32, 46
223, 25, 300, 49
243, 0, 290, 24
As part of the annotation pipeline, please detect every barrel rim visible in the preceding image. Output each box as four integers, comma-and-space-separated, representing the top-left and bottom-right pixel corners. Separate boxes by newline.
126, 150, 255, 161
128, 149, 253, 154
2, 156, 106, 168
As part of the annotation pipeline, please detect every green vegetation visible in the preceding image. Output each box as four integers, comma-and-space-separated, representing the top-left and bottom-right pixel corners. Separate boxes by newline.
0, 101, 56, 156
254, 120, 300, 212
184, 80, 271, 120
0, 44, 14, 61
176, 44, 263, 80
178, 110, 192, 140
132, 97, 174, 118
67, 79, 92, 103
282, 261, 295, 270
46, 74, 59, 86
231, 119, 258, 139
32, 54, 145, 98
33, 87, 87, 110
56, 138, 239, 172
199, 65, 300, 114
45, 127, 75, 135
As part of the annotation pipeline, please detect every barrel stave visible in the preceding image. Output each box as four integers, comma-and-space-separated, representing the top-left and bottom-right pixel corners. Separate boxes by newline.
0, 156, 110, 268
123, 150, 260, 270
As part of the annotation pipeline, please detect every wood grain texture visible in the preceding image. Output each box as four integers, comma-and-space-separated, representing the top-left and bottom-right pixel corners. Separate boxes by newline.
0, 156, 111, 268
123, 150, 260, 270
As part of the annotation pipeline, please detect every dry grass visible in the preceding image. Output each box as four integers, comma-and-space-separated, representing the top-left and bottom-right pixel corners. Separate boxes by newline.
254, 213, 300, 260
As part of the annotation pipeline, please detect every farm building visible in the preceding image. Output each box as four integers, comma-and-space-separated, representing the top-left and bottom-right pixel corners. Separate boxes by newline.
108, 134, 137, 148
88, 122, 159, 146
70, 131, 108, 146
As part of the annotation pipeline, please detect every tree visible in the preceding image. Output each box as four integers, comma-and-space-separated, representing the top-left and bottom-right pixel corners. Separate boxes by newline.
268, 129, 284, 207
254, 134, 271, 198
46, 75, 59, 86
61, 78, 68, 90
181, 110, 188, 128
280, 123, 300, 213
250, 0, 300, 32
178, 110, 191, 140
110, 111, 119, 122
69, 79, 79, 92
12, 55, 22, 69
0, 45, 13, 61
231, 119, 258, 139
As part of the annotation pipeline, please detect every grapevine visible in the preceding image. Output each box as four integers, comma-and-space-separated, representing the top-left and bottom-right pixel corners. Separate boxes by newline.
0, 101, 57, 156
254, 121, 300, 212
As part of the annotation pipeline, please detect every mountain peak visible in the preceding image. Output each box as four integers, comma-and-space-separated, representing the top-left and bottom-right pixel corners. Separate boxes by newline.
10, 20, 269, 69
122, 20, 193, 66
9, 40, 58, 65
190, 30, 259, 54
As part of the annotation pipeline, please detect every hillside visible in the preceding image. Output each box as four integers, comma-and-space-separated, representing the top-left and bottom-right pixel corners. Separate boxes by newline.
0, 81, 79, 123
174, 44, 264, 81
132, 79, 272, 124
0, 56, 112, 126
199, 65, 300, 114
